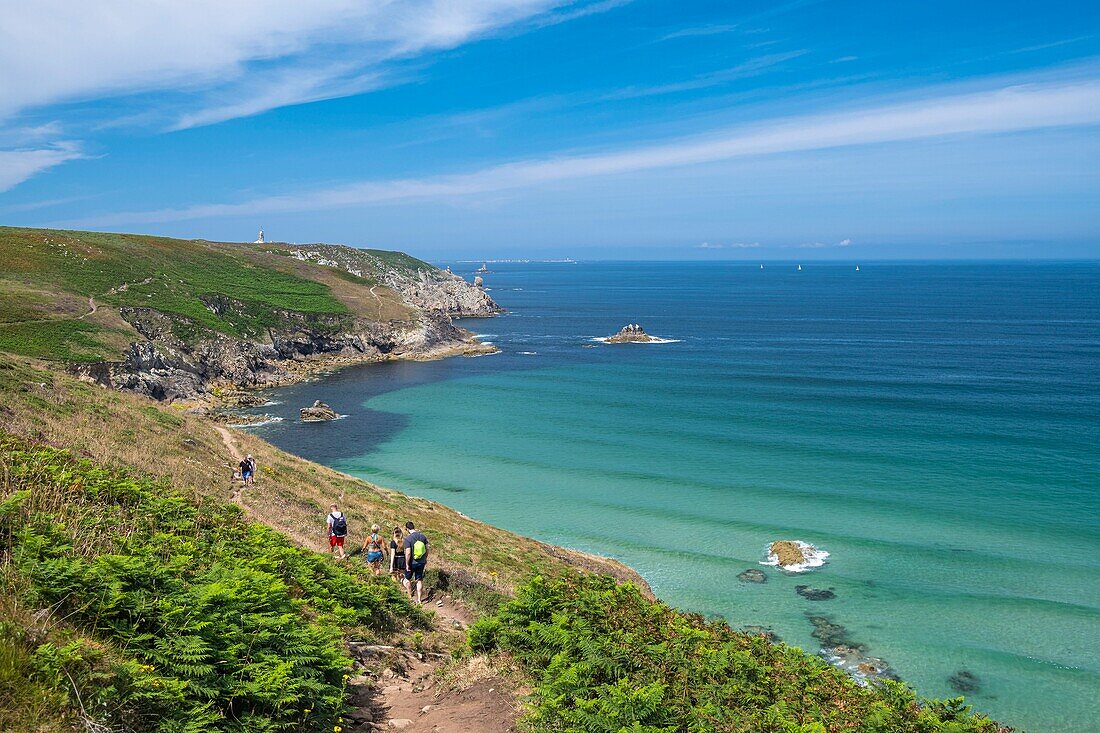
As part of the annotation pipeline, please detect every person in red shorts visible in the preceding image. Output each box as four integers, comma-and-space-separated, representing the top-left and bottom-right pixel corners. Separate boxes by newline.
326, 503, 348, 560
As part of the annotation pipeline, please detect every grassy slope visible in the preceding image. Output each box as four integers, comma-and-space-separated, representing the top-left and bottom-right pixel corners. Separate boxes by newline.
0, 227, 418, 362
0, 354, 643, 597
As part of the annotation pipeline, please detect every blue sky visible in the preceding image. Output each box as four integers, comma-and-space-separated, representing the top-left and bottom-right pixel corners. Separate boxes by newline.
0, 0, 1098, 260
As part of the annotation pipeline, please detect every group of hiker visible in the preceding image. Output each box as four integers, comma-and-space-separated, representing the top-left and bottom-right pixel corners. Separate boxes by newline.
326, 504, 431, 604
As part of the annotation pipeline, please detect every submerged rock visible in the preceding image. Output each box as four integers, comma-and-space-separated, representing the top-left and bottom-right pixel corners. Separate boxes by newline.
300, 400, 339, 422
949, 670, 981, 693
807, 614, 900, 685
807, 615, 864, 650
795, 585, 836, 601
738, 568, 768, 583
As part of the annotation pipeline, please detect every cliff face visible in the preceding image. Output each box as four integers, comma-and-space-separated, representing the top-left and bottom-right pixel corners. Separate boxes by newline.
75, 273, 498, 401
74, 306, 483, 402
396, 268, 502, 317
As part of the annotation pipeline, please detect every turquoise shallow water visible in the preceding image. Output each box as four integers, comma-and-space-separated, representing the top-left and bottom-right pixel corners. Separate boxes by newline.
249, 262, 1100, 732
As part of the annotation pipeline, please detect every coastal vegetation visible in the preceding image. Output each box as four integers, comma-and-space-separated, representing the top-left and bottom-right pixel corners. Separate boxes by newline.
469, 575, 1007, 733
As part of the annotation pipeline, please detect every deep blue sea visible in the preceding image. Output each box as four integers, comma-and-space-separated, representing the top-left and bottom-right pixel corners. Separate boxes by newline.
247, 262, 1100, 732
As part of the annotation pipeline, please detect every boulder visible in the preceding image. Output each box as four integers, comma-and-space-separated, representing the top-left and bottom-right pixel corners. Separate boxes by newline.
300, 400, 338, 422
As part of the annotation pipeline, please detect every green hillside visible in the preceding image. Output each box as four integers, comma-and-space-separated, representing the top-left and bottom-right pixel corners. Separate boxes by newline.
0, 227, 423, 363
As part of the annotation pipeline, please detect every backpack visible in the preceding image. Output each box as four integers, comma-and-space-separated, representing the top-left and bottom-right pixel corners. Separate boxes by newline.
412, 537, 427, 561
368, 533, 383, 551
330, 513, 347, 537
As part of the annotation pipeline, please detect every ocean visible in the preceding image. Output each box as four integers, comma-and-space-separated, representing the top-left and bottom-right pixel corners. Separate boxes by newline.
244, 261, 1100, 732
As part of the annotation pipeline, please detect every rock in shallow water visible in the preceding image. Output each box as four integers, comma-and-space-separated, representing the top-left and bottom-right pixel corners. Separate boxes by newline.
808, 615, 864, 649
795, 585, 836, 600
737, 568, 768, 583
770, 540, 810, 567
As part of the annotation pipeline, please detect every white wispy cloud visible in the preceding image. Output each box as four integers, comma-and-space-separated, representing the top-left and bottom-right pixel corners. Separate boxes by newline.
659, 24, 740, 42
605, 51, 808, 100
65, 72, 1100, 227
697, 241, 761, 249
0, 142, 85, 193
0, 1, 622, 192
0, 1, 612, 128
171, 65, 389, 131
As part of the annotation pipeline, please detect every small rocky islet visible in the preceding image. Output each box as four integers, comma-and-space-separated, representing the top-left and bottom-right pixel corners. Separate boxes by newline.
769, 540, 814, 567
604, 323, 663, 343
300, 400, 339, 422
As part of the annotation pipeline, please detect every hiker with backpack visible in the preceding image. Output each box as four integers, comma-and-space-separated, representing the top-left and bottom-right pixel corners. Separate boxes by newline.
326, 504, 348, 560
402, 520, 429, 604
389, 526, 409, 589
362, 524, 385, 575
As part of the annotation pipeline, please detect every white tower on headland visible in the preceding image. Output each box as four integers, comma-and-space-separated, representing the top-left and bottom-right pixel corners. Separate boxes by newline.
254, 227, 265, 244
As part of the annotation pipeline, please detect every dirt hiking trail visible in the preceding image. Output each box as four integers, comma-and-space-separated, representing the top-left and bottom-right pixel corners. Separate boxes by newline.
345, 598, 518, 732
215, 424, 518, 733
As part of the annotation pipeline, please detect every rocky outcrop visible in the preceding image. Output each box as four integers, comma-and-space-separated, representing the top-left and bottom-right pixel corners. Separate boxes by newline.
393, 268, 501, 318
605, 324, 660, 343
770, 541, 810, 567
301, 401, 338, 422
280, 244, 502, 318
808, 615, 900, 684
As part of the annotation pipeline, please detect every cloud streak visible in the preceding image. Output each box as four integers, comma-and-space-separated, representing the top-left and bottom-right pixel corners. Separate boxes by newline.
0, 142, 85, 193
0, 1, 613, 128
67, 73, 1100, 227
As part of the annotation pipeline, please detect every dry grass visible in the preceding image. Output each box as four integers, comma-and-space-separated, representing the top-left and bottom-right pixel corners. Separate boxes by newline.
0, 353, 648, 595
